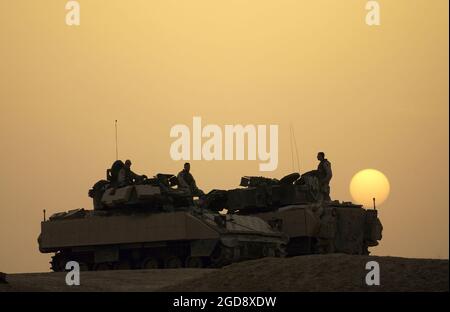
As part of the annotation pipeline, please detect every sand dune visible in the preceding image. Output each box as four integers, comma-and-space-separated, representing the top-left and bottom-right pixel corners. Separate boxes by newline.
1, 254, 448, 292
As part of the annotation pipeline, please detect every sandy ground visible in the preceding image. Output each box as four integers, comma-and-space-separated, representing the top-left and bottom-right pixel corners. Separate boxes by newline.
1, 254, 448, 292
163, 254, 449, 292
0, 269, 215, 292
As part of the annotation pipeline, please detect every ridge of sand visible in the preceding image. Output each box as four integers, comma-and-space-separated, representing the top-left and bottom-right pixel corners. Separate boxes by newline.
162, 254, 449, 292
1, 254, 448, 292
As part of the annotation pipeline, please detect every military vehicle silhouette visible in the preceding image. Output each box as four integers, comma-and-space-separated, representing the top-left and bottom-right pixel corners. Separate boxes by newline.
203, 172, 383, 256
38, 166, 288, 271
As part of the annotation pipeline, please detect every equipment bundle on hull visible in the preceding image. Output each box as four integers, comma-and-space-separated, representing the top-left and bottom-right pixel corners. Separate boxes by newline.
38, 161, 382, 271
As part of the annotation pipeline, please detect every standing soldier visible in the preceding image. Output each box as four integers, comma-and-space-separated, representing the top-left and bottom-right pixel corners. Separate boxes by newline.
316, 152, 333, 201
177, 162, 205, 197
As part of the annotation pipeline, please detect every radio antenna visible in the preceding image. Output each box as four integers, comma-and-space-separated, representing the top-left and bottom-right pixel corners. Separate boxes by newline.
289, 124, 295, 172
115, 120, 119, 160
289, 123, 300, 172
292, 124, 300, 172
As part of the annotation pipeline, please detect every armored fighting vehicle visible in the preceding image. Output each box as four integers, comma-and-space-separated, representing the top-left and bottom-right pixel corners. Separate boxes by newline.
38, 164, 288, 271
203, 172, 383, 256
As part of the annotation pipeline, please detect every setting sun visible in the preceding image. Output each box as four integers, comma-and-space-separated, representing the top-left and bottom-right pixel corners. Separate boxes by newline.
350, 169, 390, 208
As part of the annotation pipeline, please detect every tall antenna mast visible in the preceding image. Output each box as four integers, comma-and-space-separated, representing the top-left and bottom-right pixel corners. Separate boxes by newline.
291, 124, 300, 172
289, 123, 300, 172
115, 120, 119, 160
289, 124, 295, 172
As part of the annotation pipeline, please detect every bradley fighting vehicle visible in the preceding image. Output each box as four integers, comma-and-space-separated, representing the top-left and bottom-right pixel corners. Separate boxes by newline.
38, 161, 288, 271
203, 172, 383, 256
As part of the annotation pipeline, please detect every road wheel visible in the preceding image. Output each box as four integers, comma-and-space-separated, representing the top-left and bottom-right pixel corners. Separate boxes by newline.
185, 256, 204, 268
275, 244, 287, 258
263, 246, 276, 257
210, 245, 234, 268
141, 257, 159, 269
164, 256, 183, 268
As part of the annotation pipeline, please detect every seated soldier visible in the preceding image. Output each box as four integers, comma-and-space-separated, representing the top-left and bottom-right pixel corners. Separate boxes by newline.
122, 159, 146, 184
106, 160, 125, 186
177, 162, 205, 197
107, 159, 146, 188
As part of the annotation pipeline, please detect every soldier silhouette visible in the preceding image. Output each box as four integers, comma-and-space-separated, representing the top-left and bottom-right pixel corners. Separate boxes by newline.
177, 162, 205, 197
316, 152, 332, 201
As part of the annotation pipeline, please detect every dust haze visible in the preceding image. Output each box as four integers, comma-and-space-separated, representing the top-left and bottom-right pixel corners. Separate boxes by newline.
0, 0, 448, 273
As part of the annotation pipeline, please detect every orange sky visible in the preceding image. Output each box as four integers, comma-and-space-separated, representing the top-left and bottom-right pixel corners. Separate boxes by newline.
0, 0, 448, 273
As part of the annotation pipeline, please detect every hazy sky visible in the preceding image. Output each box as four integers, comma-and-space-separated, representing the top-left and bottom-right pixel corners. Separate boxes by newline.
0, 0, 448, 273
